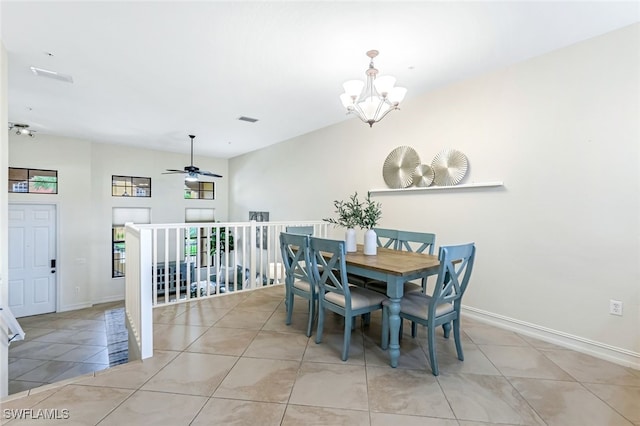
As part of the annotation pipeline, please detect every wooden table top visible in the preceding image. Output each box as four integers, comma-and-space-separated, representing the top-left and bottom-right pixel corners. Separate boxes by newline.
345, 245, 440, 277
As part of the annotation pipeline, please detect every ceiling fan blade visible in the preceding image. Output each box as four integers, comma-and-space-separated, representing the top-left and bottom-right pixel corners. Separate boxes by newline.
164, 135, 222, 178
198, 171, 223, 178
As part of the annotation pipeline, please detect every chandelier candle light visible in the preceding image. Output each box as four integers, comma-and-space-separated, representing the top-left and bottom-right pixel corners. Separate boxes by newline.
340, 50, 407, 127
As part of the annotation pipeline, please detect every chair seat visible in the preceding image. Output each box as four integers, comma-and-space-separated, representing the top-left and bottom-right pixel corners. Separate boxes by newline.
293, 278, 312, 292
324, 286, 387, 310
366, 280, 422, 294
384, 292, 453, 320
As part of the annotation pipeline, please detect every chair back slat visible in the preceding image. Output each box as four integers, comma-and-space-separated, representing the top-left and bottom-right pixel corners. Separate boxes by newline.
286, 226, 314, 235
431, 243, 476, 313
396, 230, 436, 255
373, 228, 399, 249
280, 232, 311, 283
309, 237, 351, 302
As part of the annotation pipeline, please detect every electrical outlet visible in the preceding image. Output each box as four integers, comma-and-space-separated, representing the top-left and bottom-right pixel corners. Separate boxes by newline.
609, 299, 623, 316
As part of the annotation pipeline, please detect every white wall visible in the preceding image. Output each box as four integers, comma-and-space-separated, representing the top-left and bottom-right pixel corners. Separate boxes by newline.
230, 25, 640, 364
8, 136, 229, 310
1, 37, 11, 398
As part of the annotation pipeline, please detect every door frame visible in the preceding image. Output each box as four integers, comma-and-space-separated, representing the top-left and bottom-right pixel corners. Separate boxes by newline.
8, 202, 60, 315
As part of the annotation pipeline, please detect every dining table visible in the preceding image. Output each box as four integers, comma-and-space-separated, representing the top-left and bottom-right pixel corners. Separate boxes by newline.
345, 244, 440, 367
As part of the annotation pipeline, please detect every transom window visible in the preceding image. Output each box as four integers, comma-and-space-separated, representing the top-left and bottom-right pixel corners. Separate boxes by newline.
8, 168, 58, 194
184, 181, 214, 199
112, 175, 151, 197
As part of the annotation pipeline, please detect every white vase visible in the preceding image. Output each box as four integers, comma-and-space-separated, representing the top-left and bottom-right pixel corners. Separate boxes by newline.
345, 228, 357, 252
364, 228, 377, 255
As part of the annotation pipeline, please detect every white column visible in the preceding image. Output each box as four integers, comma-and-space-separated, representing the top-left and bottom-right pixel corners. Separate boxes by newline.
1, 34, 11, 398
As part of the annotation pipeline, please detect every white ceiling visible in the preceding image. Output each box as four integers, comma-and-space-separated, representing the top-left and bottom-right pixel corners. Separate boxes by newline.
2, 1, 638, 159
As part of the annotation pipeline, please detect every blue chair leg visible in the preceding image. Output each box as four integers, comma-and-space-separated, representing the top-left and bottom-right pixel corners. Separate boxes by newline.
342, 315, 352, 361
285, 291, 294, 326
427, 325, 439, 376
362, 312, 371, 326
315, 304, 325, 344
305, 298, 315, 337
442, 322, 451, 338
453, 318, 464, 361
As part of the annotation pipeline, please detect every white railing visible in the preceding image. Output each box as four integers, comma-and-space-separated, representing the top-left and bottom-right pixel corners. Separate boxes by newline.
0, 306, 25, 346
125, 220, 328, 360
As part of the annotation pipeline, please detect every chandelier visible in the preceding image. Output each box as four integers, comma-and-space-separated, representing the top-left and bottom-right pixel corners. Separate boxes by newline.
9, 123, 35, 137
339, 50, 407, 127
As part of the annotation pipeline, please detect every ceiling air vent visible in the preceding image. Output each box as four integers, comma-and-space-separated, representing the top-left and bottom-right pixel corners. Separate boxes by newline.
238, 116, 259, 123
30, 67, 74, 83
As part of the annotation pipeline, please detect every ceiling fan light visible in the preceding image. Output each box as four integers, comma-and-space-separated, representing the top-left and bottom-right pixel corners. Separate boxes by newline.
185, 173, 198, 182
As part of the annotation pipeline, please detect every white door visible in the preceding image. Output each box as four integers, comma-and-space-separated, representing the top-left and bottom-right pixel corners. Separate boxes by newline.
8, 204, 57, 318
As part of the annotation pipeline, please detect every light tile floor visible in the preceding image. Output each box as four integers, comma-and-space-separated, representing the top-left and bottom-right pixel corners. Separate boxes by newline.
7, 301, 124, 395
2, 285, 640, 425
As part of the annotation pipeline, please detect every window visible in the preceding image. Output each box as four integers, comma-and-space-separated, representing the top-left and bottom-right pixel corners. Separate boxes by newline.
184, 209, 216, 264
112, 208, 151, 278
184, 181, 214, 199
112, 175, 151, 197
112, 226, 126, 278
8, 168, 58, 194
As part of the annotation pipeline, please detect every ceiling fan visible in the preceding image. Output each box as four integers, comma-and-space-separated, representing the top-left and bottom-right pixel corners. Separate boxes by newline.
163, 135, 223, 181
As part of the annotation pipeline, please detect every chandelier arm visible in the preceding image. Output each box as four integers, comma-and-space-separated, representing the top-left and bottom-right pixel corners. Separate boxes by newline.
374, 105, 400, 123
350, 103, 371, 124
372, 99, 388, 122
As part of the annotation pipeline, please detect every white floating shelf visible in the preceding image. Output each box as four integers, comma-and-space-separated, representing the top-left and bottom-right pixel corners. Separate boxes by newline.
369, 181, 504, 194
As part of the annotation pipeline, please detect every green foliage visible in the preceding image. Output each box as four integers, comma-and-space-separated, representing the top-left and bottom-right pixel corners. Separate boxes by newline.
323, 191, 382, 229
361, 192, 382, 229
30, 175, 57, 192
210, 227, 235, 255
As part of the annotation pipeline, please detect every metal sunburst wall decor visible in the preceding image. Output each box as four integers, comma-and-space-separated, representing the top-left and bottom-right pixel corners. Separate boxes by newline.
431, 148, 468, 186
382, 146, 421, 188
413, 164, 435, 187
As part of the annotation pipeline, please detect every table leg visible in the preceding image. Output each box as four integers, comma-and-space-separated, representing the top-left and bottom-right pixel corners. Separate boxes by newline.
387, 297, 401, 368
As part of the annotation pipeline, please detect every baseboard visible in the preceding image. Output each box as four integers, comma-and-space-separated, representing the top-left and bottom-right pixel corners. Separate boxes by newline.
92, 295, 125, 305
59, 296, 124, 313
57, 302, 92, 313
462, 305, 640, 370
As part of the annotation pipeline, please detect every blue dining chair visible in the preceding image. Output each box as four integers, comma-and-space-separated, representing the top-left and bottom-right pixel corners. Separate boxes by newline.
381, 242, 476, 376
309, 237, 387, 361
366, 230, 436, 294
396, 230, 436, 255
374, 227, 399, 249
285, 225, 314, 235
347, 227, 399, 288
280, 232, 316, 337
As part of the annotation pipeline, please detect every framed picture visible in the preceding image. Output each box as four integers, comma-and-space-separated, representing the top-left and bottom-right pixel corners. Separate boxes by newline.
249, 211, 269, 248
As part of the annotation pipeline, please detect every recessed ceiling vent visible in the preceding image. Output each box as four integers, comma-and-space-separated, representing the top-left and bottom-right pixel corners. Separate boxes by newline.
30, 66, 74, 83
238, 116, 259, 123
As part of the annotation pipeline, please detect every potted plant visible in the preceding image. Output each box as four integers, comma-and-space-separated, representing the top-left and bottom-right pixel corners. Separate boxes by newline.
323, 192, 382, 254
323, 192, 363, 252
